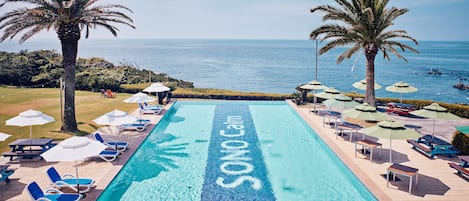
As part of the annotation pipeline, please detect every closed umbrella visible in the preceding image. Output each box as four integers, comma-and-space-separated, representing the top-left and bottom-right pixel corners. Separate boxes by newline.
0, 132, 11, 141
352, 79, 382, 91
6, 109, 55, 139
314, 87, 341, 99
385, 81, 418, 103
323, 94, 360, 112
41, 136, 106, 193
362, 120, 421, 162
410, 103, 461, 138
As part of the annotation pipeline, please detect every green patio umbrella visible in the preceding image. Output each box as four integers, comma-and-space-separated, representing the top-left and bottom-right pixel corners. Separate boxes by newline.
300, 80, 328, 91
323, 94, 360, 112
455, 126, 469, 134
301, 80, 328, 112
314, 87, 341, 99
410, 103, 461, 138
342, 103, 388, 122
362, 120, 421, 163
352, 79, 382, 91
385, 81, 418, 103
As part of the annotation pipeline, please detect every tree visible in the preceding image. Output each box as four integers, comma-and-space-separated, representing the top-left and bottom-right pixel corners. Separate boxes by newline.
310, 0, 418, 106
0, 0, 135, 132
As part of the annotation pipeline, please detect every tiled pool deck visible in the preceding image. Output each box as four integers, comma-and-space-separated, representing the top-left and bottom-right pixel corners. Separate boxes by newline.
1, 100, 468, 201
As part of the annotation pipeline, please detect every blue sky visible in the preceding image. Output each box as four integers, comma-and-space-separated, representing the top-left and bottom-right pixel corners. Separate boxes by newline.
1, 0, 469, 41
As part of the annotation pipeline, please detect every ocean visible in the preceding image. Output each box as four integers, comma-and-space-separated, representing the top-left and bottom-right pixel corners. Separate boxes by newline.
2, 39, 469, 104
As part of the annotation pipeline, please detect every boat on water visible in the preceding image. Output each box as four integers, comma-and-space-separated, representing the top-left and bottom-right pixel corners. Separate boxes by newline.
453, 77, 469, 90
428, 68, 442, 75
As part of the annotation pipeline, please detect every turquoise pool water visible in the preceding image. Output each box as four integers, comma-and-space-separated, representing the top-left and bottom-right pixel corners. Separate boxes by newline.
98, 101, 377, 201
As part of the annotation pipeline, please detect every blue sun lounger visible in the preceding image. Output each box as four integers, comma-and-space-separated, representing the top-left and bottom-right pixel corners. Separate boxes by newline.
99, 150, 120, 162
46, 167, 95, 193
27, 181, 82, 201
138, 102, 162, 114
119, 123, 147, 132
93, 133, 129, 152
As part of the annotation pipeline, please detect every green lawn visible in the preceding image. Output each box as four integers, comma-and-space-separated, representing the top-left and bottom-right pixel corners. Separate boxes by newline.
0, 87, 136, 152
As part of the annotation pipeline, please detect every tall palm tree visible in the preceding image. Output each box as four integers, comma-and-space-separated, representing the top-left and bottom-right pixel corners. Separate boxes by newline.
0, 0, 135, 132
310, 0, 418, 106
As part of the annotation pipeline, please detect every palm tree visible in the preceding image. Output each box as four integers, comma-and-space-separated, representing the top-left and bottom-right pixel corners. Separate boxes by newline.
310, 0, 418, 106
0, 0, 135, 132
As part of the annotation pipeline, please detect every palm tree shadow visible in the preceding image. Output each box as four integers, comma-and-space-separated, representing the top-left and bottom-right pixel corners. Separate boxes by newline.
103, 133, 190, 197
121, 133, 189, 182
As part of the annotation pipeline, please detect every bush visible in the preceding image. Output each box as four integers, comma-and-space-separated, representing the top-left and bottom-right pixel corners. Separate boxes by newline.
172, 88, 292, 100
452, 131, 469, 155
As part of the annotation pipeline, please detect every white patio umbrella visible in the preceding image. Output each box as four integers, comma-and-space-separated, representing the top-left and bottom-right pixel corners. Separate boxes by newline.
0, 132, 11, 141
362, 120, 421, 163
385, 81, 418, 103
123, 92, 156, 103
6, 109, 55, 139
123, 92, 156, 119
41, 136, 106, 193
93, 110, 137, 126
353, 79, 382, 91
143, 83, 170, 93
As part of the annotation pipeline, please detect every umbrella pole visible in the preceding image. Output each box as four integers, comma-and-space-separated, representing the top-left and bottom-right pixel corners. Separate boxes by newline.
389, 138, 392, 163
432, 118, 436, 139
75, 160, 80, 194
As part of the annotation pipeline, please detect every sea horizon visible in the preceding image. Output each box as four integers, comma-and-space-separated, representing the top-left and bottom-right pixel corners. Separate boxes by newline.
2, 39, 469, 104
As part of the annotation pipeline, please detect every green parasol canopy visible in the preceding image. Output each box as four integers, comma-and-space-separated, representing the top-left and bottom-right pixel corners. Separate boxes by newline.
410, 103, 461, 137
455, 126, 469, 135
323, 94, 360, 111
342, 103, 388, 121
300, 80, 328, 90
352, 79, 382, 90
410, 103, 461, 120
385, 81, 418, 103
314, 87, 341, 99
362, 120, 421, 162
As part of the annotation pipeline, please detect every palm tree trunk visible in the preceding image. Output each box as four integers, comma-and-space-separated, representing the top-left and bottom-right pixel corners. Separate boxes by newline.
364, 44, 378, 106
58, 24, 80, 132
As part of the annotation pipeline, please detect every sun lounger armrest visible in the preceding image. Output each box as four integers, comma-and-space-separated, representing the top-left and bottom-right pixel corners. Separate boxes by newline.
44, 187, 64, 194
62, 173, 77, 179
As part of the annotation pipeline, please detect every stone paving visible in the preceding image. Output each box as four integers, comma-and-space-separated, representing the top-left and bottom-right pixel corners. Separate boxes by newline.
0, 100, 468, 201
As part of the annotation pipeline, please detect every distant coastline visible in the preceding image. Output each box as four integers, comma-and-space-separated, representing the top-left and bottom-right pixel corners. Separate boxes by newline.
2, 39, 469, 104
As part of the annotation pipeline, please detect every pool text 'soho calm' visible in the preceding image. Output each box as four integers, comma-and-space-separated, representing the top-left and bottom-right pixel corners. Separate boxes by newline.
216, 116, 262, 190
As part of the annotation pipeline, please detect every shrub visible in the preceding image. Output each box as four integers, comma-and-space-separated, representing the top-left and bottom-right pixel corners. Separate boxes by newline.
452, 131, 469, 155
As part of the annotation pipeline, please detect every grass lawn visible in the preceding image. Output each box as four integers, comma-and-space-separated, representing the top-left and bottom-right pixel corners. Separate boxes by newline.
0, 87, 137, 152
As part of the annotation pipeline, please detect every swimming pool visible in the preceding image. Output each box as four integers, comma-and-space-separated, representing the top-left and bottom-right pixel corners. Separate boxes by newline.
98, 101, 377, 201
